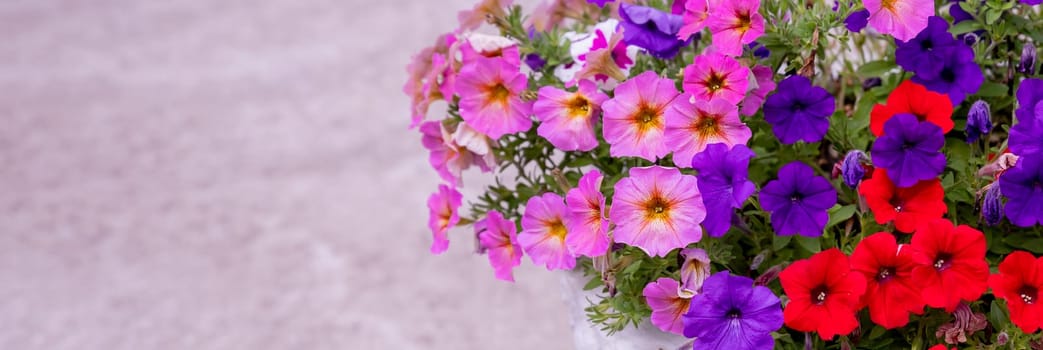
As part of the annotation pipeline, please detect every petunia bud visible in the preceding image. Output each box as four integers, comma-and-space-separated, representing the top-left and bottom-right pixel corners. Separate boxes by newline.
754, 264, 783, 286
679, 248, 711, 295
996, 331, 1009, 346
841, 150, 869, 188
965, 100, 992, 143
981, 184, 1004, 226
844, 9, 870, 32
862, 77, 882, 91
1019, 43, 1037, 75
750, 251, 768, 271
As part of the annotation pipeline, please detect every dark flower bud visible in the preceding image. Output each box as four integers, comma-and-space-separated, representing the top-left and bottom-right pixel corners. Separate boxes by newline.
862, 77, 883, 91
748, 42, 771, 59
841, 150, 869, 188
1019, 43, 1037, 75
965, 100, 992, 143
982, 184, 1003, 226
754, 264, 783, 286
996, 331, 1009, 346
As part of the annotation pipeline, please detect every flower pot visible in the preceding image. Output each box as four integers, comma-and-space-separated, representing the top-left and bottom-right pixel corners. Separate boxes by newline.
558, 270, 690, 350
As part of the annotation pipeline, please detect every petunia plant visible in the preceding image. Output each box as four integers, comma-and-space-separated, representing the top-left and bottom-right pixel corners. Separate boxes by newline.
407, 0, 1043, 348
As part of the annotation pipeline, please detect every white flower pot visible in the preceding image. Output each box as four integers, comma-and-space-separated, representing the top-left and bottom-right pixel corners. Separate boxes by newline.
558, 270, 692, 350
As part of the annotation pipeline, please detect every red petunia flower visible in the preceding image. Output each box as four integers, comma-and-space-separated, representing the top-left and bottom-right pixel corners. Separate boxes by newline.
850, 232, 925, 329
910, 219, 989, 312
859, 168, 947, 233
870, 80, 954, 136
988, 251, 1043, 333
780, 248, 867, 340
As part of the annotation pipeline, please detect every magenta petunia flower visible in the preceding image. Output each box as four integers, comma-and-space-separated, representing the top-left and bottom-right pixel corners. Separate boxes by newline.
534, 80, 610, 151
683, 52, 750, 105
602, 71, 680, 161
643, 277, 692, 335
864, 0, 934, 42
456, 56, 534, 139
459, 33, 522, 69
564, 170, 611, 257
476, 210, 524, 282
706, 0, 766, 56
519, 193, 577, 270
664, 94, 752, 168
677, 0, 713, 40
741, 65, 777, 116
428, 184, 463, 254
609, 166, 706, 257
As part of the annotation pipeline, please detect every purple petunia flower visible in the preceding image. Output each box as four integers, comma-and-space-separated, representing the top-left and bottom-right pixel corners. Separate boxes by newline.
618, 3, 690, 59
762, 75, 836, 144
910, 43, 983, 105
1022, 0, 1041, 5
999, 156, 1043, 227
845, 9, 870, 32
871, 114, 946, 187
748, 41, 771, 59
1008, 79, 1043, 156
759, 161, 838, 237
588, 0, 614, 6
691, 143, 757, 237
965, 100, 992, 143
840, 150, 869, 188
682, 271, 784, 350
895, 17, 961, 81
981, 184, 1003, 226
949, 0, 974, 23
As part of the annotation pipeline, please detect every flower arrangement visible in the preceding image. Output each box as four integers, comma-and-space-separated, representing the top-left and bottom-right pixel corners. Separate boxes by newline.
406, 0, 1043, 348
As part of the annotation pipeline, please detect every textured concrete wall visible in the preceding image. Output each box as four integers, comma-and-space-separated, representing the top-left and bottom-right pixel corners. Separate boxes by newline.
0, 1, 571, 349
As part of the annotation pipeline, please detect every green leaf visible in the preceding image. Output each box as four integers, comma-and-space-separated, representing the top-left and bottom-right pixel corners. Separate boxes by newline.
976, 82, 1008, 97
827, 205, 858, 229
583, 275, 603, 291
989, 299, 1011, 329
984, 8, 1002, 25
1018, 237, 1043, 254
773, 235, 793, 250
950, 20, 983, 35
857, 60, 897, 78
795, 235, 821, 253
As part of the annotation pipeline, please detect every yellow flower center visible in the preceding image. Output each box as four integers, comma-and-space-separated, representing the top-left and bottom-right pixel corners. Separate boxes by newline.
644, 193, 671, 221
565, 95, 593, 119
693, 114, 722, 139
633, 103, 663, 132
548, 220, 568, 240
487, 83, 511, 105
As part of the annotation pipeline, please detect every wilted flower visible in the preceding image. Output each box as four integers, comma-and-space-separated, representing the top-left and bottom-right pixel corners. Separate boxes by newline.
981, 184, 1004, 226
679, 247, 711, 295
1020, 43, 1038, 75
840, 150, 869, 188
934, 302, 988, 344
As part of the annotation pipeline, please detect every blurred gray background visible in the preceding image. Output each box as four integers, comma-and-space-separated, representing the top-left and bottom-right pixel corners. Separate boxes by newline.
0, 0, 571, 348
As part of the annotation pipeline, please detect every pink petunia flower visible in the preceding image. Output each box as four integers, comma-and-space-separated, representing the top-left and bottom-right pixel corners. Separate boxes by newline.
643, 277, 692, 335
534, 80, 610, 151
428, 184, 463, 254
864, 0, 933, 42
740, 65, 777, 116
564, 170, 610, 257
683, 52, 750, 105
664, 94, 752, 168
609, 166, 706, 257
519, 193, 577, 270
602, 71, 679, 161
419, 121, 495, 185
476, 210, 524, 282
405, 34, 456, 127
677, 0, 714, 40
456, 56, 534, 139
706, 0, 765, 56
459, 33, 522, 69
